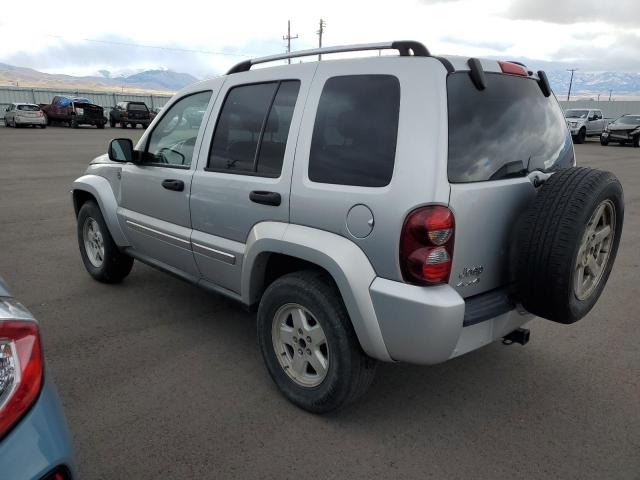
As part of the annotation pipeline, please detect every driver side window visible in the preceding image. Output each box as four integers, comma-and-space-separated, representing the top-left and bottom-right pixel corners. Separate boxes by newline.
145, 90, 212, 167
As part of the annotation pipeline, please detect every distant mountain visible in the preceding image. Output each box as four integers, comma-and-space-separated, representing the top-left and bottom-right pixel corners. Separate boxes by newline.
0, 63, 198, 93
124, 70, 198, 90
546, 70, 640, 98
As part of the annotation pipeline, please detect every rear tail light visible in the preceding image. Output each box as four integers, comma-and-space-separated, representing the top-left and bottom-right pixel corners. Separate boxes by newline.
400, 205, 455, 285
37, 111, 43, 117
122, 111, 128, 117
0, 316, 43, 439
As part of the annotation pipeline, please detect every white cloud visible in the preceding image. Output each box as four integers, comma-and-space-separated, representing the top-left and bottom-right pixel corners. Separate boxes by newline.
0, 0, 638, 75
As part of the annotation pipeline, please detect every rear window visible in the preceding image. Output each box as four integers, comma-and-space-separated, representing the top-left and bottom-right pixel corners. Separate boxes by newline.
17, 105, 40, 111
127, 103, 148, 111
447, 72, 573, 183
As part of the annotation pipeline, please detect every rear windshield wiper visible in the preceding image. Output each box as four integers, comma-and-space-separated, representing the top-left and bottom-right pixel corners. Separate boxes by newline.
489, 160, 528, 180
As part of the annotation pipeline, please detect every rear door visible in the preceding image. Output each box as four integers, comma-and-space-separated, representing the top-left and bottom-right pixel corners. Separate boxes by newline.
189, 63, 314, 294
118, 89, 217, 279
447, 70, 574, 297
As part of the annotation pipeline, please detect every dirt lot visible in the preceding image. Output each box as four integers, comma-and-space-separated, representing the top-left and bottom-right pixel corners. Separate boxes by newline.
0, 126, 638, 479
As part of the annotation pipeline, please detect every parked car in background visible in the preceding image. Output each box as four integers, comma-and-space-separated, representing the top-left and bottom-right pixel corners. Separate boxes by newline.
149, 106, 162, 121
4, 103, 47, 128
109, 101, 151, 128
565, 108, 605, 144
600, 114, 640, 147
0, 276, 76, 479
41, 96, 106, 129
72, 41, 623, 413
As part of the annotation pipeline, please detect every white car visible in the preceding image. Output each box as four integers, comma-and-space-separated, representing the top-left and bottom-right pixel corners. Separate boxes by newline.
4, 103, 47, 128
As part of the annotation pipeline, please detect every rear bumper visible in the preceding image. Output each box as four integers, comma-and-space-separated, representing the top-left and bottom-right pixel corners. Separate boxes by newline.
75, 115, 106, 125
15, 116, 46, 125
370, 278, 533, 364
0, 376, 76, 479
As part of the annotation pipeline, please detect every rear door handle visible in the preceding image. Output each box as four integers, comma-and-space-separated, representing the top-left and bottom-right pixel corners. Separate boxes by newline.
249, 190, 281, 206
162, 179, 184, 191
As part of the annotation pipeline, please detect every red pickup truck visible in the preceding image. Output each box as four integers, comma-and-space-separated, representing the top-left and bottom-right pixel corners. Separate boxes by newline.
41, 96, 106, 128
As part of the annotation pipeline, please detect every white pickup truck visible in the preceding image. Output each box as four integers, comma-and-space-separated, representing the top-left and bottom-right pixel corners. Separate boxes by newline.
565, 108, 606, 144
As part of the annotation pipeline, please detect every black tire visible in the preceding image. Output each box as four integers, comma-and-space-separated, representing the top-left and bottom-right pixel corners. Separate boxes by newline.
40, 125, 46, 129
516, 167, 623, 324
633, 135, 639, 148
574, 128, 586, 144
600, 135, 609, 146
97, 123, 104, 129
109, 118, 116, 128
121, 121, 127, 128
77, 201, 134, 283
257, 270, 377, 413
46, 115, 51, 126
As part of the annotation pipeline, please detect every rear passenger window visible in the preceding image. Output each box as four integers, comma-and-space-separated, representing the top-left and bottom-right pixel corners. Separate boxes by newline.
208, 80, 300, 177
308, 75, 400, 187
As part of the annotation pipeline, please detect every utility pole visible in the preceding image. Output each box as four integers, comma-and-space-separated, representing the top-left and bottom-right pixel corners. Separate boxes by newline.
597, 93, 601, 101
317, 19, 326, 61
282, 20, 298, 64
608, 89, 612, 101
566, 68, 577, 101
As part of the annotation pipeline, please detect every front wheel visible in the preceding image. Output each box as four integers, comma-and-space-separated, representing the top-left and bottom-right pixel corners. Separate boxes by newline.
109, 118, 116, 127
574, 128, 586, 144
600, 135, 609, 146
257, 271, 377, 414
77, 201, 134, 283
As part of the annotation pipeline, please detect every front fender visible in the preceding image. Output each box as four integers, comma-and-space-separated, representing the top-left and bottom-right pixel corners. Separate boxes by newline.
71, 174, 130, 247
242, 222, 392, 362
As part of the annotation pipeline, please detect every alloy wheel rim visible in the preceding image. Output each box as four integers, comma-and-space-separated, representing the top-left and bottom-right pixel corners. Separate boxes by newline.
574, 199, 615, 301
83, 217, 105, 268
271, 303, 329, 388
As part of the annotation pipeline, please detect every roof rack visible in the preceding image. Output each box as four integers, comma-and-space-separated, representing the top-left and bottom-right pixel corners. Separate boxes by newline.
226, 40, 430, 74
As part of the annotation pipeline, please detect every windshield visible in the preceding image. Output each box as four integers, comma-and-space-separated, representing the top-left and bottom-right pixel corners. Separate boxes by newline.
72, 97, 91, 104
447, 72, 574, 183
17, 104, 40, 111
127, 102, 148, 111
615, 115, 640, 125
565, 109, 589, 119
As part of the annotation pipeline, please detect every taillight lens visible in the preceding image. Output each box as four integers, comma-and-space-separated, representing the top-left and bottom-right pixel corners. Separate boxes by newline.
400, 206, 455, 285
0, 319, 43, 439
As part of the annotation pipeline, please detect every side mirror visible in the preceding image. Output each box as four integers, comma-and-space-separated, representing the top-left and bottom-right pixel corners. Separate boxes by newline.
108, 138, 134, 162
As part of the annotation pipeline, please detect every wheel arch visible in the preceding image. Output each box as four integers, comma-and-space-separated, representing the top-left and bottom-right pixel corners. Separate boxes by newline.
242, 222, 392, 362
71, 175, 130, 247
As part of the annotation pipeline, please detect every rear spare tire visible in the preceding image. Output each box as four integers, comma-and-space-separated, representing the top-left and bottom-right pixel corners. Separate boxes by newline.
516, 167, 623, 324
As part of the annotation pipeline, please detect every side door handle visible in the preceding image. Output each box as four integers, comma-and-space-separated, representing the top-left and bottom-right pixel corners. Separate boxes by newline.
162, 179, 184, 192
249, 190, 281, 206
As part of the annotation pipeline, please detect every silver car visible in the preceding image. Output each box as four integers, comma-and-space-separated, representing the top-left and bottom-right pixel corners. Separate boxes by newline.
71, 42, 624, 413
4, 103, 47, 128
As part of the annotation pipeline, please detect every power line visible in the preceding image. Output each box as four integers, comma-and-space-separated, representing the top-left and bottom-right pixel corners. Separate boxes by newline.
566, 68, 578, 101
317, 19, 326, 61
45, 34, 257, 58
282, 20, 298, 64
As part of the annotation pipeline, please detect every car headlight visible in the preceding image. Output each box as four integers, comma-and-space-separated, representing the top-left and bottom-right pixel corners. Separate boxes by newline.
571, 122, 578, 128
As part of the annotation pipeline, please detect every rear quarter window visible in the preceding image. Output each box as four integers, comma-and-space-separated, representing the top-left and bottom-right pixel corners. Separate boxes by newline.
308, 75, 400, 187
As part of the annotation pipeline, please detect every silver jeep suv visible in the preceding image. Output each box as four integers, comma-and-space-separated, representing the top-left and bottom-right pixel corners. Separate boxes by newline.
72, 41, 624, 413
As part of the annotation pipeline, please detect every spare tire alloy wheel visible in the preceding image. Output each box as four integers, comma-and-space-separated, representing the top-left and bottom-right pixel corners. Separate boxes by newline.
516, 167, 623, 324
271, 303, 329, 387
574, 200, 615, 301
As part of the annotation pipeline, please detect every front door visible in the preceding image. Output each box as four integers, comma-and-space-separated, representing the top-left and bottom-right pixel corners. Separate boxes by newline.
118, 90, 215, 280
189, 63, 315, 294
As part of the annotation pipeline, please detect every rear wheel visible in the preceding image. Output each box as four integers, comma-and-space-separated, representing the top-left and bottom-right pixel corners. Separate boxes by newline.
40, 125, 46, 129
109, 118, 116, 128
77, 201, 134, 283
516, 167, 623, 324
633, 135, 639, 148
121, 122, 127, 128
257, 271, 376, 413
97, 123, 104, 129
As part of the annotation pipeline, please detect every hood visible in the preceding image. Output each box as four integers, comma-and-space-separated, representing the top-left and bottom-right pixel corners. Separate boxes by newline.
89, 153, 116, 165
608, 123, 640, 132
